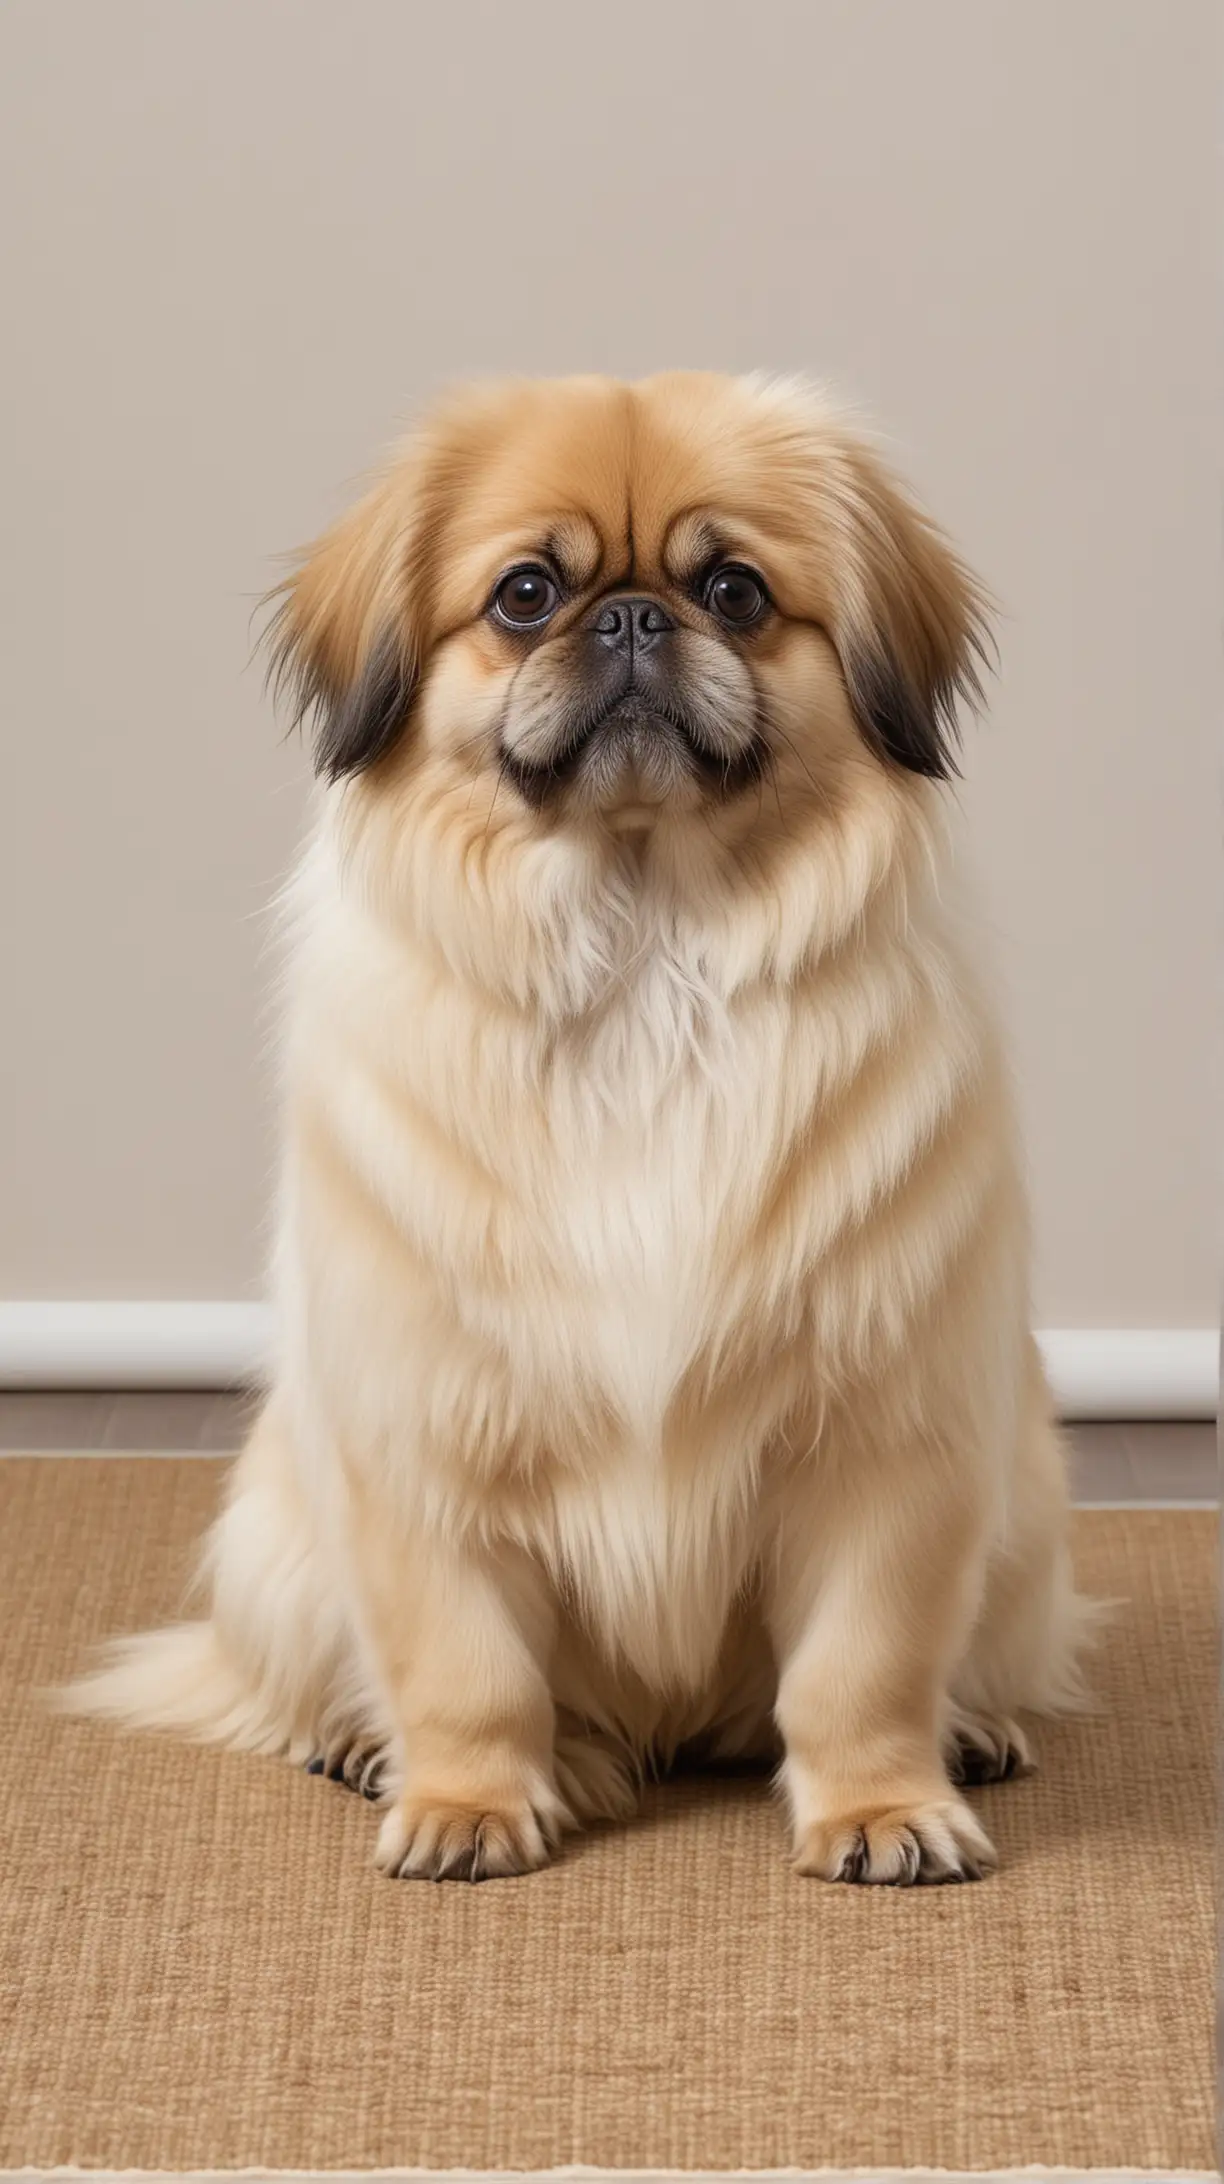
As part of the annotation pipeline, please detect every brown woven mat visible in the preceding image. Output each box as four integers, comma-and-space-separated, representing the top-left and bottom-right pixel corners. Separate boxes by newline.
0, 1458, 1214, 2174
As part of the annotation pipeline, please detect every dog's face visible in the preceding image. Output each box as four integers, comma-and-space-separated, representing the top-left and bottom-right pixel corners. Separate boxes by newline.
271, 374, 989, 840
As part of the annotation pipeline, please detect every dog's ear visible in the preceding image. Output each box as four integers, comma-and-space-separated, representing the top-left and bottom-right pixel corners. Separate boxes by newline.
823, 437, 994, 781
264, 459, 427, 783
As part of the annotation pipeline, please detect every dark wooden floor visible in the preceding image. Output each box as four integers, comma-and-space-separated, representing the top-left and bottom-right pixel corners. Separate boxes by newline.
1070, 1420, 1217, 1502
0, 1394, 1214, 1501
0, 1389, 261, 1454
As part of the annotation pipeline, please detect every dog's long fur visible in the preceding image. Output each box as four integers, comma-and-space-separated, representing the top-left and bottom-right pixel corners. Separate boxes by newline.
67, 373, 1093, 1884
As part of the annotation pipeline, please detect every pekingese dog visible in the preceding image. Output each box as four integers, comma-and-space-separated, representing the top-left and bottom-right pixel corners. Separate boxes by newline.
70, 372, 1092, 1885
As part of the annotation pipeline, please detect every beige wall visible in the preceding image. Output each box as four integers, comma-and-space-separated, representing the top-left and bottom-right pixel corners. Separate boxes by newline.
1, 0, 1218, 1325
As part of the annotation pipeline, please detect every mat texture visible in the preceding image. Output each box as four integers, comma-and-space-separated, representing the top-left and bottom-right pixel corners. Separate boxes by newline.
0, 1459, 1214, 2175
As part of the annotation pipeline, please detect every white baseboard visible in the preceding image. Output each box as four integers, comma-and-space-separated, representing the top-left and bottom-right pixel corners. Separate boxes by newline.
1036, 1328, 1218, 1421
0, 1302, 270, 1392
0, 1303, 1216, 1418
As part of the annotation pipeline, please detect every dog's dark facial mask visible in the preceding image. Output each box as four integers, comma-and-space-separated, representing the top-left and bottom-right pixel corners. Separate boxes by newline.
494, 584, 767, 813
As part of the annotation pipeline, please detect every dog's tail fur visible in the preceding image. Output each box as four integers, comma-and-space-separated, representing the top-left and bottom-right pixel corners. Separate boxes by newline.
58, 1620, 299, 1756
56, 1397, 357, 1763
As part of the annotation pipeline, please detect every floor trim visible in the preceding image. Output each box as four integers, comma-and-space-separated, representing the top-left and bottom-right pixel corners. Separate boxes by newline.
0, 1306, 1218, 1419
0, 1302, 266, 1392
1072, 1498, 1218, 1512
0, 1458, 1215, 1513
1037, 1327, 1219, 1420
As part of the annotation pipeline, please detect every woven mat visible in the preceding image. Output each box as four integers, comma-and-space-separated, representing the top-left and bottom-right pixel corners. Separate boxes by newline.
0, 1459, 1213, 2175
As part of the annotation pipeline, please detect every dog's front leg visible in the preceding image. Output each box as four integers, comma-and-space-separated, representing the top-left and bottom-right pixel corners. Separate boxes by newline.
767, 1412, 997, 1885
344, 1468, 567, 1881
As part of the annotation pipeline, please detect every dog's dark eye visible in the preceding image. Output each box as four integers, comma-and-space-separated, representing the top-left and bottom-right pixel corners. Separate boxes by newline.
492, 566, 560, 628
706, 565, 768, 627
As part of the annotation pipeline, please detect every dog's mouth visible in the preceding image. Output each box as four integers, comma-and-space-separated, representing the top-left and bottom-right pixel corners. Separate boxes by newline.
499, 695, 766, 813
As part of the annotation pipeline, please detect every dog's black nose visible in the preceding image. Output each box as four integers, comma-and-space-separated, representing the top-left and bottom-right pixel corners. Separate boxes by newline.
591, 596, 676, 652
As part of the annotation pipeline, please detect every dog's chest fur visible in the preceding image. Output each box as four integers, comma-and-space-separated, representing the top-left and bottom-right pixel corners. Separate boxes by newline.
304, 917, 786, 1688
303, 875, 917, 1446
554, 1050, 726, 1408
527, 940, 786, 1395
295, 866, 957, 1689
519, 946, 800, 1685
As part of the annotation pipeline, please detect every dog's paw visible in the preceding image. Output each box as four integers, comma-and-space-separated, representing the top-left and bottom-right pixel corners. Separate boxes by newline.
793, 1793, 997, 1885
946, 1705, 1035, 1786
375, 1793, 564, 1882
305, 1740, 390, 1801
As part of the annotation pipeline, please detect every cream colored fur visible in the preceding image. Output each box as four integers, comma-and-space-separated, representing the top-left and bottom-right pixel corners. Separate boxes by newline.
66, 373, 1093, 1886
